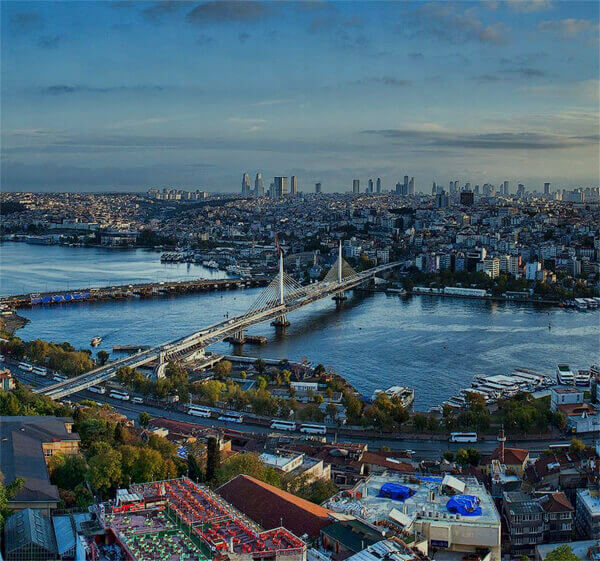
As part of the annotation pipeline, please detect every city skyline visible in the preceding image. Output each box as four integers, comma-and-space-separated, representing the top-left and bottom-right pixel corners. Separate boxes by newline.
1, 0, 599, 192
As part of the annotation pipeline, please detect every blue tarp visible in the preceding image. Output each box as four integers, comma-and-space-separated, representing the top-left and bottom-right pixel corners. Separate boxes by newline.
446, 494, 482, 516
378, 483, 415, 502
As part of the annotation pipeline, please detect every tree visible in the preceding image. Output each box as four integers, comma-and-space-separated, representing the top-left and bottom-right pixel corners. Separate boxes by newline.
49, 453, 88, 490
138, 411, 151, 428
569, 437, 586, 454
0, 474, 24, 529
200, 380, 224, 405
413, 413, 428, 432
216, 453, 281, 488
545, 546, 579, 561
187, 454, 204, 482
97, 350, 110, 365
88, 445, 122, 493
205, 436, 221, 484
455, 447, 481, 467
443, 451, 454, 462
254, 358, 266, 374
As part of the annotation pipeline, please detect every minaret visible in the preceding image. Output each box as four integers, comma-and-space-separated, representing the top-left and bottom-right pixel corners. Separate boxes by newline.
498, 425, 506, 464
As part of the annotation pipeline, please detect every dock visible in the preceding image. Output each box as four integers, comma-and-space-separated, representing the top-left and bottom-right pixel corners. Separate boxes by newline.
0, 277, 269, 309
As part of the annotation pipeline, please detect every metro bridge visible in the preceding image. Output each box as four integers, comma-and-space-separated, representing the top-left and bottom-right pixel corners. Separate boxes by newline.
37, 246, 401, 399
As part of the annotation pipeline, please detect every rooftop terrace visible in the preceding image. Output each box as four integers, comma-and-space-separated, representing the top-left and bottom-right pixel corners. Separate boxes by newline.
323, 473, 500, 528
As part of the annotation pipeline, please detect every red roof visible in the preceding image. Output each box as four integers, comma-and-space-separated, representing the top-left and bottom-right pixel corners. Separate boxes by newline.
485, 446, 529, 466
217, 475, 333, 538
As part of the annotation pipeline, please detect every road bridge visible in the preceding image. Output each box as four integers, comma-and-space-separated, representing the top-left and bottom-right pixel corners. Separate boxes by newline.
37, 246, 401, 399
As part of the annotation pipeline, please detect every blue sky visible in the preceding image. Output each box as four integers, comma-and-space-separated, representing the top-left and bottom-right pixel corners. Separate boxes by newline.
1, 0, 598, 193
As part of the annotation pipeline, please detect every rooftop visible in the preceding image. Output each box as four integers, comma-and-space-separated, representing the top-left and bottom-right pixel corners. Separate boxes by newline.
324, 473, 500, 528
577, 488, 600, 514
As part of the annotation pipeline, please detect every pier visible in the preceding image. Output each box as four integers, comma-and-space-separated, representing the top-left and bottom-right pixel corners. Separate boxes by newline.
0, 277, 269, 309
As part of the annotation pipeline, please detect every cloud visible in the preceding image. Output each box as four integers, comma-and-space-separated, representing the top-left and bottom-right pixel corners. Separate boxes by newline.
474, 65, 548, 82
11, 12, 42, 33
361, 128, 599, 150
405, 3, 509, 45
142, 1, 188, 24
408, 52, 424, 60
538, 18, 598, 37
196, 34, 214, 45
238, 32, 250, 43
39, 84, 169, 95
186, 1, 272, 25
506, 0, 554, 13
524, 79, 600, 103
37, 35, 62, 49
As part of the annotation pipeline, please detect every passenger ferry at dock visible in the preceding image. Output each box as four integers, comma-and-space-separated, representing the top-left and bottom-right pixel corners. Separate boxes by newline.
556, 363, 575, 385
371, 386, 414, 409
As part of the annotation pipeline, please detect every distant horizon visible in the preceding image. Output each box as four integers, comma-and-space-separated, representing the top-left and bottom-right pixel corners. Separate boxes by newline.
2, 0, 598, 192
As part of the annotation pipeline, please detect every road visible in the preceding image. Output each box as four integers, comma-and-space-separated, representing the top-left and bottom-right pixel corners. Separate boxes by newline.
10, 362, 594, 462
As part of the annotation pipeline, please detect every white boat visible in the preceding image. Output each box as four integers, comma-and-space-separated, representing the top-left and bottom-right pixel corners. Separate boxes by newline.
556, 363, 575, 385
575, 369, 591, 387
371, 386, 414, 409
91, 336, 102, 347
205, 260, 219, 269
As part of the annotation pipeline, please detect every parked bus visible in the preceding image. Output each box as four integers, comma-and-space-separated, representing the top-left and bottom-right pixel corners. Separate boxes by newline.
218, 412, 243, 423
300, 423, 327, 435
53, 374, 67, 382
270, 420, 296, 431
450, 432, 478, 443
109, 390, 130, 401
18, 362, 34, 372
187, 405, 212, 418
32, 366, 47, 376
89, 386, 106, 395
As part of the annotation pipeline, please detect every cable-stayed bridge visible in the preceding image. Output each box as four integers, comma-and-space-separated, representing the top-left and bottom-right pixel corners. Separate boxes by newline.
37, 247, 400, 399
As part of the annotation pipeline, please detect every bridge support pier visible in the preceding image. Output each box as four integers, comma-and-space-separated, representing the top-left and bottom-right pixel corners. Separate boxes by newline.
332, 292, 347, 306
225, 330, 246, 347
271, 314, 290, 331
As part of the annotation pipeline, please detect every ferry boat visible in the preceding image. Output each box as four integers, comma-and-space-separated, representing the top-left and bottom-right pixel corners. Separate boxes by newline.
205, 260, 219, 269
575, 369, 591, 387
556, 363, 575, 385
371, 386, 414, 409
91, 336, 102, 347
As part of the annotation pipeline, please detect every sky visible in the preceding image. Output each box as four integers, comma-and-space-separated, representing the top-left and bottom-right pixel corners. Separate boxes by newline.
1, 0, 599, 193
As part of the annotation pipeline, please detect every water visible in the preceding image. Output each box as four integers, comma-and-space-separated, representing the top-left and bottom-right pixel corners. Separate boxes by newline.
0, 242, 229, 296
4, 243, 599, 410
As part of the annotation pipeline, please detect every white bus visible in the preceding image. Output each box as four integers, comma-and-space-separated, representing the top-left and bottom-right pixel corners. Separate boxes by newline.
218, 412, 243, 423
300, 423, 327, 435
53, 374, 67, 382
109, 390, 130, 401
450, 432, 478, 443
187, 405, 212, 418
270, 420, 296, 431
89, 386, 106, 395
18, 362, 34, 372
32, 366, 47, 376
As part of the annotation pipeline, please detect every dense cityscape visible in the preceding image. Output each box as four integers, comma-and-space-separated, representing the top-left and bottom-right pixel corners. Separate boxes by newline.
1, 1, 599, 561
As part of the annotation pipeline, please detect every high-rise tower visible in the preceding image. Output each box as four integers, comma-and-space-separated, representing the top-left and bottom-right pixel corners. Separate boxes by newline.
254, 173, 264, 197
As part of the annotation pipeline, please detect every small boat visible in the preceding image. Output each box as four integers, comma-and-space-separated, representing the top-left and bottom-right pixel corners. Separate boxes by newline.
91, 336, 102, 347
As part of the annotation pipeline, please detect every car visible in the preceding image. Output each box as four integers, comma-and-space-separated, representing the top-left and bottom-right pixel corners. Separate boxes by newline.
131, 397, 144, 404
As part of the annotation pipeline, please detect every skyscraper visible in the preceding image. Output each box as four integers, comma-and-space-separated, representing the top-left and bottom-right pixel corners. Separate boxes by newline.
254, 172, 264, 197
408, 177, 415, 195
544, 182, 551, 195
396, 181, 402, 196
352, 179, 360, 194
368, 179, 374, 194
315, 182, 322, 194
290, 175, 298, 197
403, 175, 409, 193
503, 180, 509, 195
242, 173, 251, 196
273, 176, 288, 198
432, 182, 436, 195
517, 183, 525, 198
376, 178, 381, 193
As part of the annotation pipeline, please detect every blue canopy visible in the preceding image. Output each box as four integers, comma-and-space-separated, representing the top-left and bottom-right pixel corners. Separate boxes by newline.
446, 494, 482, 516
378, 483, 415, 502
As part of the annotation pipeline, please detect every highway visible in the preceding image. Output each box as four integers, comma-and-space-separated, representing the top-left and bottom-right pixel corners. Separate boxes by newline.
36, 259, 401, 399
12, 362, 593, 461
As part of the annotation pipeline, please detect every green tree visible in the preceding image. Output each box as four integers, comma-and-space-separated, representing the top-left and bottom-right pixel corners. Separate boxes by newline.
138, 411, 151, 428
48, 453, 88, 490
456, 447, 481, 467
254, 358, 266, 374
569, 437, 586, 454
0, 474, 24, 529
88, 445, 122, 493
187, 454, 204, 482
216, 453, 281, 487
545, 546, 579, 561
205, 436, 221, 484
97, 350, 110, 365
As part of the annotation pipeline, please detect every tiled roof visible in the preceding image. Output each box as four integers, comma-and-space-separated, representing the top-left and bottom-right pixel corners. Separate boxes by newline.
217, 474, 333, 538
